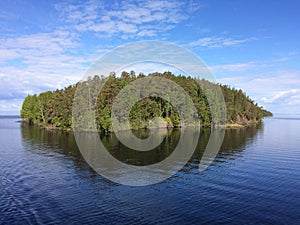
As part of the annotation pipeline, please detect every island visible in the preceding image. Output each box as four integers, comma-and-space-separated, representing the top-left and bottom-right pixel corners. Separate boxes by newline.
20, 71, 272, 132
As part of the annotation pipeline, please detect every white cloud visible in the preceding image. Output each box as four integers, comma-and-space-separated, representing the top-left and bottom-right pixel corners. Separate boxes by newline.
0, 99, 24, 115
55, 0, 198, 38
117, 61, 183, 76
272, 57, 290, 62
0, 49, 20, 62
210, 62, 257, 72
189, 36, 256, 48
261, 89, 300, 103
217, 70, 300, 113
210, 56, 298, 75
0, 30, 78, 64
287, 52, 299, 56
0, 30, 105, 115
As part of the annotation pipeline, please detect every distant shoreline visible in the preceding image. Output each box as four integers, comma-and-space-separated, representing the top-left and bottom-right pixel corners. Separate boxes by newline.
0, 115, 20, 118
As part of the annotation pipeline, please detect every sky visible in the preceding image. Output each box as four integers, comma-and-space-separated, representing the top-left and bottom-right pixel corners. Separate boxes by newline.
0, 0, 300, 115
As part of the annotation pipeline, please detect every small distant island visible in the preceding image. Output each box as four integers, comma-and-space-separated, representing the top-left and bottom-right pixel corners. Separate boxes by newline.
20, 71, 272, 132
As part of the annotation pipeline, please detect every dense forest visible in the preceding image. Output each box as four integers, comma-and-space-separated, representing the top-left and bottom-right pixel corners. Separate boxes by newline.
20, 71, 272, 132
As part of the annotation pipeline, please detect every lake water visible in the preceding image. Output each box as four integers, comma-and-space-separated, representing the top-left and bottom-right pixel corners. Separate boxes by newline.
0, 116, 299, 224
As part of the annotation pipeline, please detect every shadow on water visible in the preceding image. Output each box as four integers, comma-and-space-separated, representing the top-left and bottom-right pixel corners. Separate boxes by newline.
21, 123, 263, 175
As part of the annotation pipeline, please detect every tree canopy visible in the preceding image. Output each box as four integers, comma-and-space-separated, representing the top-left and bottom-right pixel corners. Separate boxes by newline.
20, 71, 272, 132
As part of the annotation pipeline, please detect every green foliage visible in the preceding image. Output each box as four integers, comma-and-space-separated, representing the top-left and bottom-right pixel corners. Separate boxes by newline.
21, 94, 39, 124
20, 72, 272, 131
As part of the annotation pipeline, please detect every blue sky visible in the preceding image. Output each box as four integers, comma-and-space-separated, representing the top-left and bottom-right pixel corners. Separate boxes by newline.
0, 0, 300, 115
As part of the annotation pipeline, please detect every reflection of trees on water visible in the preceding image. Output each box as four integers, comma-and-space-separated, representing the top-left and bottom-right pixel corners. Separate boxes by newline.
20, 124, 91, 172
192, 123, 263, 162
21, 123, 263, 172
221, 123, 263, 151
101, 129, 181, 166
21, 124, 80, 157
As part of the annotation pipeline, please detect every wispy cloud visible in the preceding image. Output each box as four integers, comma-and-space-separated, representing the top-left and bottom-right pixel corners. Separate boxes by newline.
0, 30, 101, 114
55, 0, 199, 38
210, 55, 297, 74
0, 99, 24, 115
261, 89, 300, 103
210, 62, 257, 72
0, 30, 77, 63
189, 36, 256, 48
218, 70, 300, 113
272, 57, 291, 63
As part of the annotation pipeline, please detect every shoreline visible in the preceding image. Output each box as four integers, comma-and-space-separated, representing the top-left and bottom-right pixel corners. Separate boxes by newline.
20, 118, 264, 133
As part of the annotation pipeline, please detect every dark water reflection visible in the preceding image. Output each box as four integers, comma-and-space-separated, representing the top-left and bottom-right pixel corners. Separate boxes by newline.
1, 116, 300, 224
20, 124, 262, 169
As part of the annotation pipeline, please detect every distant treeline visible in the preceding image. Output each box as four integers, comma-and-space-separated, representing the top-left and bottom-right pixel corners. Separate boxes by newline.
20, 71, 272, 132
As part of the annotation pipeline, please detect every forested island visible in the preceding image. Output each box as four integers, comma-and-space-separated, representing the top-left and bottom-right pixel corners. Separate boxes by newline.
20, 71, 272, 132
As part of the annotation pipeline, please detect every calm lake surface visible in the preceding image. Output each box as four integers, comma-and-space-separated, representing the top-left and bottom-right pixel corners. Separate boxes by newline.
0, 116, 299, 224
